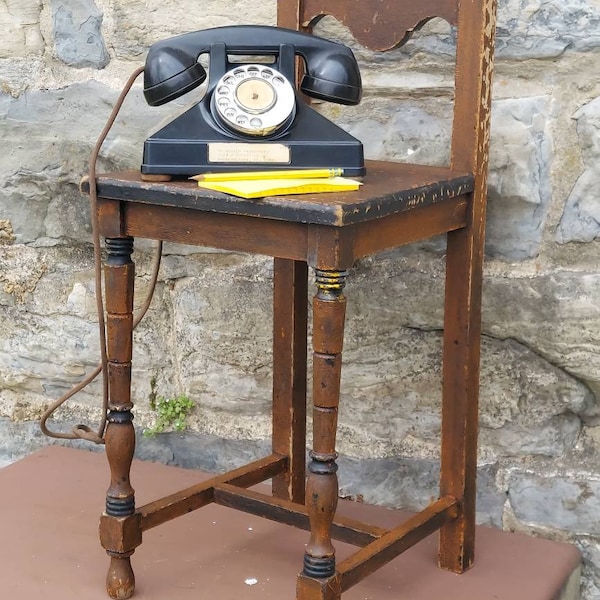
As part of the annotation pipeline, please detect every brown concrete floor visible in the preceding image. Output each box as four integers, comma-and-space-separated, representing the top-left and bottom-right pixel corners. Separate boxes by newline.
0, 446, 580, 599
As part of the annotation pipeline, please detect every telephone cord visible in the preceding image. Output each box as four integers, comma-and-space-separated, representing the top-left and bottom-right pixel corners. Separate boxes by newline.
40, 66, 163, 445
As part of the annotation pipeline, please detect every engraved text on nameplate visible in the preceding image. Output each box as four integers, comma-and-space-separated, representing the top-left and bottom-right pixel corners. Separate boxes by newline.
208, 143, 291, 164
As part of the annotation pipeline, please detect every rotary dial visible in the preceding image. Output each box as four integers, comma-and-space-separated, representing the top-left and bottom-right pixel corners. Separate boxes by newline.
212, 64, 296, 136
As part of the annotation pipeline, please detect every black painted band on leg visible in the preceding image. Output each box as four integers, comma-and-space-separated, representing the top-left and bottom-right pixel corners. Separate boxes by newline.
303, 553, 336, 578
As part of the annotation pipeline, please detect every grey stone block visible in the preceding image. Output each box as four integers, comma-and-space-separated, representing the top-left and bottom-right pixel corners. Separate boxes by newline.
556, 96, 600, 244
136, 430, 270, 473
496, 0, 600, 59
481, 270, 600, 404
486, 97, 553, 260
509, 471, 600, 535
337, 326, 591, 459
349, 255, 600, 408
338, 455, 504, 527
0, 417, 101, 464
576, 540, 600, 600
51, 0, 109, 69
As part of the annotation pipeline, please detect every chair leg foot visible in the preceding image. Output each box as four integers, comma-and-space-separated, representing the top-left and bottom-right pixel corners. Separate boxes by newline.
297, 572, 341, 600
439, 517, 474, 573
106, 554, 135, 599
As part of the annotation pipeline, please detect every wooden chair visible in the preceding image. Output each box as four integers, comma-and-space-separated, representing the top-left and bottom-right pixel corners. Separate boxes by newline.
91, 1, 497, 598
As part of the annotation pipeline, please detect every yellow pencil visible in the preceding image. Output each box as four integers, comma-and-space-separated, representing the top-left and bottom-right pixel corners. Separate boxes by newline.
192, 168, 344, 182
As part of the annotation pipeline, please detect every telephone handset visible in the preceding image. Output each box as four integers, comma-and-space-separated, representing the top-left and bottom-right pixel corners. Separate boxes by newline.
141, 25, 365, 177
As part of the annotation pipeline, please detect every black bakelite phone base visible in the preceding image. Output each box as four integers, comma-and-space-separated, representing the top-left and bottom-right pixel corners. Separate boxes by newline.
141, 98, 365, 178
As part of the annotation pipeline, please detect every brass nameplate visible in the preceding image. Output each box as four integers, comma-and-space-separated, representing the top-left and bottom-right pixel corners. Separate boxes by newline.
208, 143, 291, 164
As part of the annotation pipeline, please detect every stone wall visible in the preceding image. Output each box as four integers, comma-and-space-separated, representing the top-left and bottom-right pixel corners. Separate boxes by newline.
1, 0, 600, 596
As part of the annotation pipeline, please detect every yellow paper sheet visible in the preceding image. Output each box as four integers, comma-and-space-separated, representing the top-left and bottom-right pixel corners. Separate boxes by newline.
197, 176, 361, 199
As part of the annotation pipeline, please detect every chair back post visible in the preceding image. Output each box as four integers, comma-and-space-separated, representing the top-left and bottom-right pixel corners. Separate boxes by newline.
277, 0, 305, 31
450, 0, 498, 185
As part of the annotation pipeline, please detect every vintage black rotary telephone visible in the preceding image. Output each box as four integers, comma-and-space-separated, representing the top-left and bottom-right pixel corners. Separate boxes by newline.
141, 25, 365, 177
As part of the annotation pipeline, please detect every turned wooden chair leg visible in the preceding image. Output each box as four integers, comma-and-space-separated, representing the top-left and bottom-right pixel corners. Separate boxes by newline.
272, 258, 308, 504
439, 213, 484, 573
298, 269, 346, 600
100, 237, 141, 599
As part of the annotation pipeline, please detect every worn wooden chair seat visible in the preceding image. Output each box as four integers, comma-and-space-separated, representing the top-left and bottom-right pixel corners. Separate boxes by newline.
91, 1, 498, 599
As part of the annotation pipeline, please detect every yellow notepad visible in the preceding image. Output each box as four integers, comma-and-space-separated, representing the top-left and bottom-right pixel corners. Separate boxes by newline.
196, 176, 361, 199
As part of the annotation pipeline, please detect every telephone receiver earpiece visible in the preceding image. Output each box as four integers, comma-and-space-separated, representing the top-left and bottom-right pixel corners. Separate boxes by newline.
143, 45, 207, 107
143, 25, 362, 107
300, 50, 362, 105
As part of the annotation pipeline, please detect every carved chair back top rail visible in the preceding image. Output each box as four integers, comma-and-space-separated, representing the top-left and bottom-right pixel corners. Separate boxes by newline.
299, 0, 459, 51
